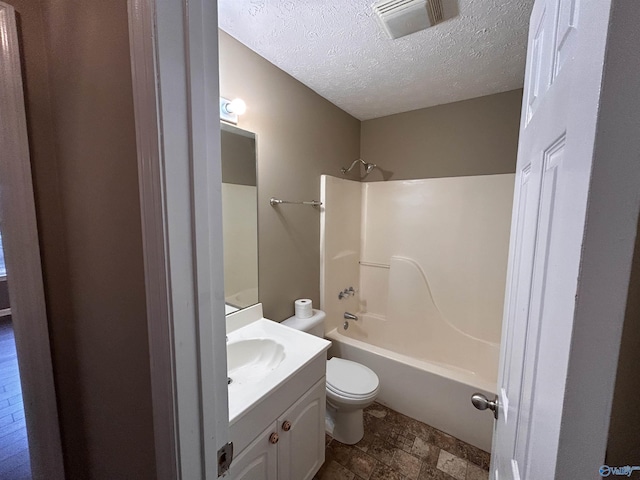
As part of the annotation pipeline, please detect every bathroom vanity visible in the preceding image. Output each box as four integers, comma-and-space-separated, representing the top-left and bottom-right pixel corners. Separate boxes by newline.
226, 305, 330, 479
221, 125, 331, 478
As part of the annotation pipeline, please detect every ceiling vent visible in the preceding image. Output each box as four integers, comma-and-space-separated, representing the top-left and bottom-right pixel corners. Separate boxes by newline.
373, 0, 444, 40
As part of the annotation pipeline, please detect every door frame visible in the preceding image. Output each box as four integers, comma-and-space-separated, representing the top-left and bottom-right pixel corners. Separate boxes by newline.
128, 0, 640, 478
0, 3, 65, 478
128, 0, 229, 479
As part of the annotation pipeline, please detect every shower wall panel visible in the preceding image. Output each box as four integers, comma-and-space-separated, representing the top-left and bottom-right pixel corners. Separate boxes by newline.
360, 174, 515, 344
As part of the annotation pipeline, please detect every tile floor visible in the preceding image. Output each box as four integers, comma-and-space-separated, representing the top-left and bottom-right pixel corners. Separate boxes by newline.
0, 318, 31, 480
315, 402, 489, 480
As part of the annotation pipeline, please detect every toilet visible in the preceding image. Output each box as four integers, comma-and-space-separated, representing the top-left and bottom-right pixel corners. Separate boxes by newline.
282, 309, 380, 445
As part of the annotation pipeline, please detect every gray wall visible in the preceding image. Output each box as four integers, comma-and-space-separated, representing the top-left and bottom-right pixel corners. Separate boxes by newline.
360, 89, 522, 181
607, 213, 640, 465
221, 127, 257, 186
219, 31, 361, 321
10, 0, 156, 477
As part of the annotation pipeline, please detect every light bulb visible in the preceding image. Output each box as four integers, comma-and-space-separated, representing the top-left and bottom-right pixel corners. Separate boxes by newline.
227, 98, 246, 115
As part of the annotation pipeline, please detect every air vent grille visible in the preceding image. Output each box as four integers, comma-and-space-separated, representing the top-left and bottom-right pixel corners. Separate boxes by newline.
374, 0, 417, 16
373, 0, 444, 39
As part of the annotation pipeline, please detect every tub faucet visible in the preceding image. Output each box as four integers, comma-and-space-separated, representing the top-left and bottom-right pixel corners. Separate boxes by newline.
344, 312, 358, 321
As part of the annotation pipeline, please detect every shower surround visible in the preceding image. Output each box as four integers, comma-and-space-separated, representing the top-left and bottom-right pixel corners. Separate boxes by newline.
320, 174, 514, 450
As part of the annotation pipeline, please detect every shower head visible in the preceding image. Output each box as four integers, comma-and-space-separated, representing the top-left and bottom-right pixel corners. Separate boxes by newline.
341, 158, 378, 177
364, 162, 377, 175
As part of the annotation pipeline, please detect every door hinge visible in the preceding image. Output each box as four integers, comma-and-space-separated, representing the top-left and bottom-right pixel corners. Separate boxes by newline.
217, 442, 233, 477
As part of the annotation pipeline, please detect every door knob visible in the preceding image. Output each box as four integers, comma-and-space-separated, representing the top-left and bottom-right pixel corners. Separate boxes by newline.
471, 393, 499, 420
282, 421, 292, 432
269, 433, 279, 444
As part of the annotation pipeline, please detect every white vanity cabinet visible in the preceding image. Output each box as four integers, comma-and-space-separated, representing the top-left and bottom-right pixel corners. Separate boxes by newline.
229, 378, 326, 480
277, 378, 326, 480
228, 423, 278, 480
226, 311, 331, 480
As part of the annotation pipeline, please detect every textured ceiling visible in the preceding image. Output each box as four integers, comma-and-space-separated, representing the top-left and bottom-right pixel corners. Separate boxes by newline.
218, 0, 534, 120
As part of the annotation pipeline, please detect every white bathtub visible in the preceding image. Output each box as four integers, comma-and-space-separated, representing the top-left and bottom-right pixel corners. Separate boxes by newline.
326, 314, 497, 452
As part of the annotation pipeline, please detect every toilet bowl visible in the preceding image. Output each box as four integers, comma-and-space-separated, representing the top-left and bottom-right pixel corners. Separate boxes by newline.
281, 310, 380, 445
325, 357, 380, 444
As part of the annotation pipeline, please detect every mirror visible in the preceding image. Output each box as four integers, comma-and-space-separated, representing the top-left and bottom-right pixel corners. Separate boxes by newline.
221, 123, 259, 314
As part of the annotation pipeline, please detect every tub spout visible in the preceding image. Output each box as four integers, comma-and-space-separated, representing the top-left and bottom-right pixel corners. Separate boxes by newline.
344, 312, 358, 321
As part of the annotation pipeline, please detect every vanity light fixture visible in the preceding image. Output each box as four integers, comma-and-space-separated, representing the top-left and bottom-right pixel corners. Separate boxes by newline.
220, 97, 246, 124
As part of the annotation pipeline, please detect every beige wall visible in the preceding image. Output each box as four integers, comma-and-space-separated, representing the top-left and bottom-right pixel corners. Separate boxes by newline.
360, 89, 522, 181
219, 31, 361, 321
10, 0, 156, 478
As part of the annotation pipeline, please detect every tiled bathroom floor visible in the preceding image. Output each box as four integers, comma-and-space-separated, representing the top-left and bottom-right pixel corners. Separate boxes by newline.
315, 402, 490, 480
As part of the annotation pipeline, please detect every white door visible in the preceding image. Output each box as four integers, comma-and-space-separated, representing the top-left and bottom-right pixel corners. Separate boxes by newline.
487, 0, 640, 479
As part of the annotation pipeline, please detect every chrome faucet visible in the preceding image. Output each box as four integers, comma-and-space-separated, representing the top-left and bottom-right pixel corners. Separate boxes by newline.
338, 286, 356, 300
344, 312, 358, 321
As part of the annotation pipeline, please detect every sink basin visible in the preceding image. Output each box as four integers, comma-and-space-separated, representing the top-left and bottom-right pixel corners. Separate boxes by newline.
225, 311, 331, 423
227, 338, 285, 384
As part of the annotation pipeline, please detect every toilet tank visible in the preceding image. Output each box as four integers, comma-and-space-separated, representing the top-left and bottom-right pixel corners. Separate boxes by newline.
281, 309, 326, 337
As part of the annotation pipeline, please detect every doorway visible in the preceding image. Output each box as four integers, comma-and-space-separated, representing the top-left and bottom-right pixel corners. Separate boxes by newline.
0, 240, 31, 478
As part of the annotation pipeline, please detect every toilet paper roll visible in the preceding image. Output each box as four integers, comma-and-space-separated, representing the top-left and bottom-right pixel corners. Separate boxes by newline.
294, 299, 313, 319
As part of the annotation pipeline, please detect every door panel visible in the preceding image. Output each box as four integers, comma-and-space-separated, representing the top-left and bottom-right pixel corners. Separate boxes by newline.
278, 379, 326, 480
228, 423, 278, 480
515, 135, 567, 479
552, 0, 579, 79
525, 3, 550, 125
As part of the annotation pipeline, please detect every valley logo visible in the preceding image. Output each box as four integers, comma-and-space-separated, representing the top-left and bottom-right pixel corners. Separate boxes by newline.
600, 465, 640, 477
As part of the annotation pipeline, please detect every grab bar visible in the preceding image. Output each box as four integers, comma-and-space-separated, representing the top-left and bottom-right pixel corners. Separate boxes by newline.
359, 261, 390, 269
270, 197, 322, 207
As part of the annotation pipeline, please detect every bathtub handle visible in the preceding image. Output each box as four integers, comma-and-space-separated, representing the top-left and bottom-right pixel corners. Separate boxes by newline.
344, 312, 358, 321
471, 393, 499, 420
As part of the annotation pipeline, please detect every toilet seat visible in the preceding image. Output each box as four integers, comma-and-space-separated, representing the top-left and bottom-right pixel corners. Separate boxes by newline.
326, 357, 379, 400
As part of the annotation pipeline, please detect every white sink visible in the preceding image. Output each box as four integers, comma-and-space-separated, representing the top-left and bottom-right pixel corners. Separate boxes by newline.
227, 338, 285, 384
225, 313, 331, 423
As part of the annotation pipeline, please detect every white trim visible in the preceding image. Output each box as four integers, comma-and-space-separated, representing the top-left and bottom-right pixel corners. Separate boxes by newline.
0, 3, 65, 478
128, 0, 229, 478
127, 1, 178, 478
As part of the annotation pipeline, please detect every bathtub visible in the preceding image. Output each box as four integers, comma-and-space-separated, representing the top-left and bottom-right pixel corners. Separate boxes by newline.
326, 313, 497, 452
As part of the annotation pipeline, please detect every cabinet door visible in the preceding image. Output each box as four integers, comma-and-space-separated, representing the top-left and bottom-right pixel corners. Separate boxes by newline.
228, 422, 278, 480
277, 378, 326, 480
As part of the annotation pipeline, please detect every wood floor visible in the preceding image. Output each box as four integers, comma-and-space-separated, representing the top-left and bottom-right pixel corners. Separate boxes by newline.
0, 318, 31, 480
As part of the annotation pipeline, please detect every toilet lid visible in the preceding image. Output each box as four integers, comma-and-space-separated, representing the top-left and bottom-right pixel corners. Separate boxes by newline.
326, 358, 379, 398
